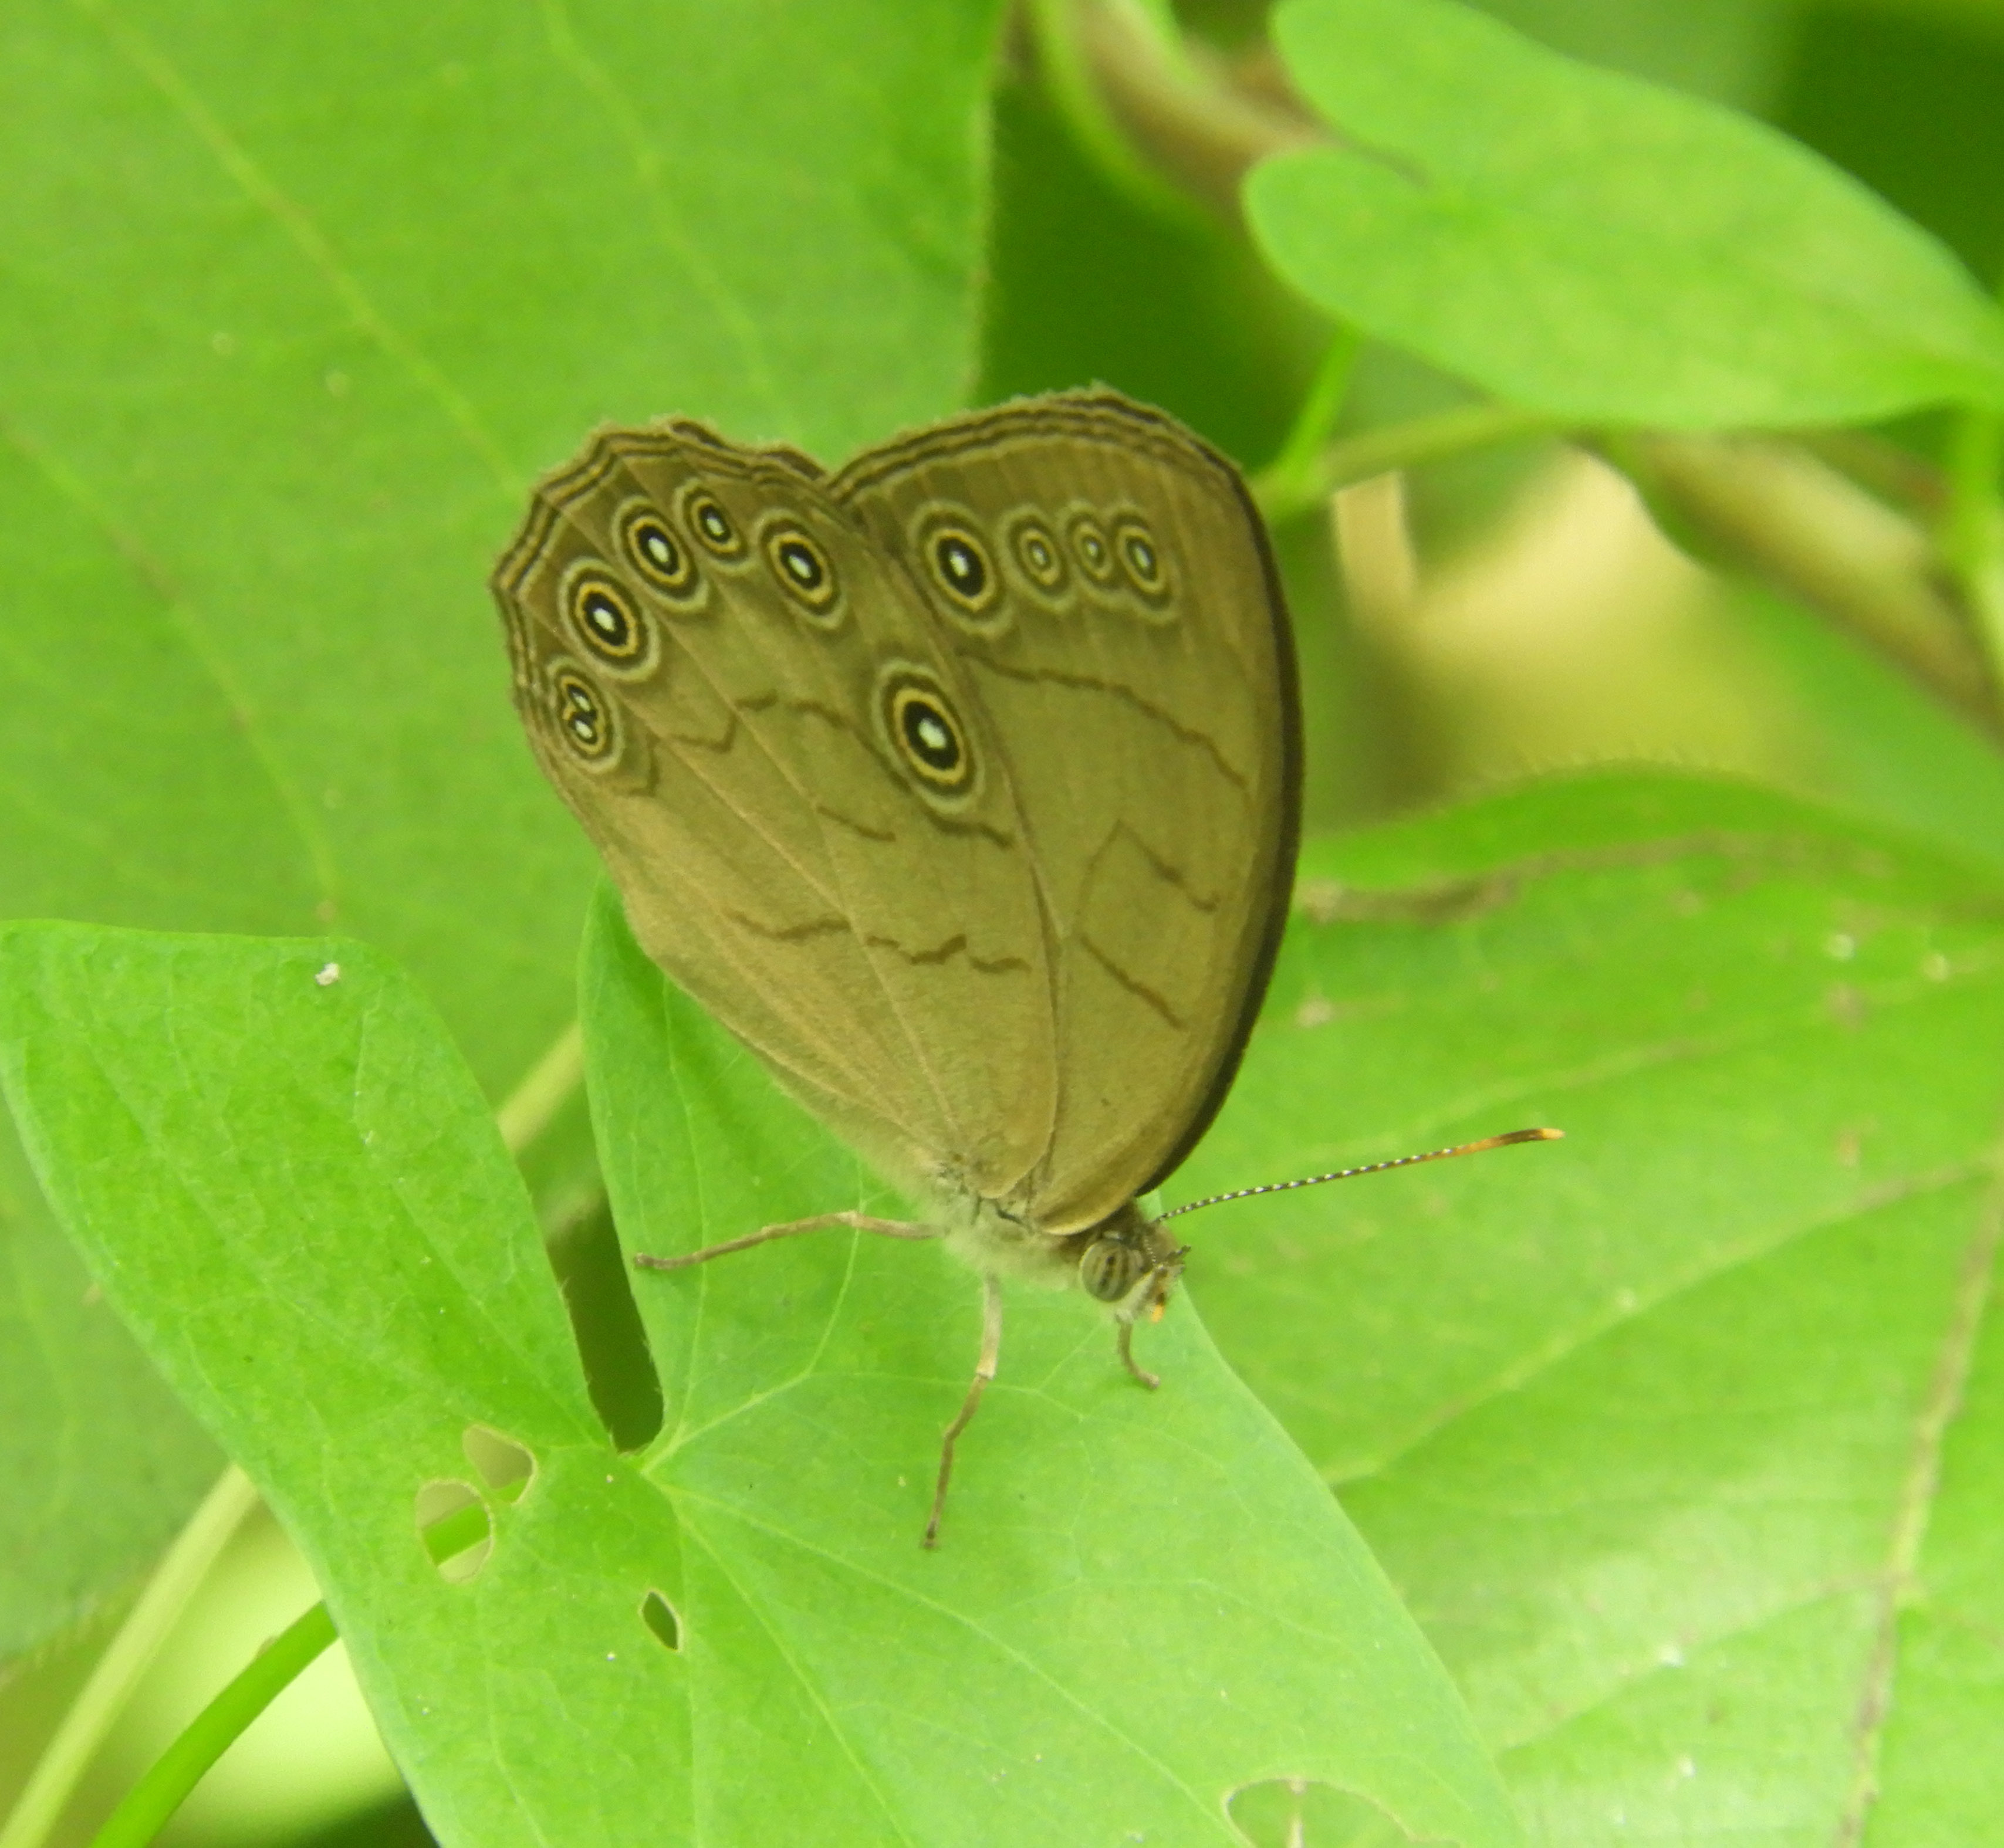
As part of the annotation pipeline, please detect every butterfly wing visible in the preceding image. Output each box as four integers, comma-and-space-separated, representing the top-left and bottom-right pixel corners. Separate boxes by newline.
493, 424, 1060, 1208
830, 391, 1302, 1234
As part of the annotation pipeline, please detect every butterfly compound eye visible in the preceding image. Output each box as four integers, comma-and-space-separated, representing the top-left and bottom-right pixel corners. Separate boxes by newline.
1079, 1235, 1146, 1304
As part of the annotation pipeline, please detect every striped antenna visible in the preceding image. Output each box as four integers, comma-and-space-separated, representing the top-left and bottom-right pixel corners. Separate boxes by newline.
1159, 1126, 1563, 1222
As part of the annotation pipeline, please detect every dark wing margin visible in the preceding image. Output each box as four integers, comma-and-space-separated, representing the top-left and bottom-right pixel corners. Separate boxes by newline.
1138, 427, 1301, 1197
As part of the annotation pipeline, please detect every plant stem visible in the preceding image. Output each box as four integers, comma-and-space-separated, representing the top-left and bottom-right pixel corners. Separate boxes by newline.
1623, 430, 1998, 732
80, 1501, 491, 1848
9, 1018, 582, 1848
1258, 327, 1360, 504
1251, 401, 1558, 524
1025, 0, 1205, 228
1944, 402, 2004, 687
85, 1605, 337, 1848
493, 1016, 585, 1157
0, 1470, 259, 1848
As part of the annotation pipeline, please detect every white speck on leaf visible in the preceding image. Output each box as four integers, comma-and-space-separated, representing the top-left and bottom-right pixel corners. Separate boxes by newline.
314, 962, 340, 986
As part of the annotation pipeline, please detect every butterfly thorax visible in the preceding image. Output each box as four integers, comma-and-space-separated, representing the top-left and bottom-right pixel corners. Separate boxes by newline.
942, 1192, 1188, 1324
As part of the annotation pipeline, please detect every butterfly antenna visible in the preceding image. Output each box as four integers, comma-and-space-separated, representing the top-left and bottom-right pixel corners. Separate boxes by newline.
1158, 1126, 1562, 1223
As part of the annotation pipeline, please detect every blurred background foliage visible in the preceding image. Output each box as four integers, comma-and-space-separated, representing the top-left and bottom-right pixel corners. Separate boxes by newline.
992, 0, 2004, 866
6, 0, 2004, 1842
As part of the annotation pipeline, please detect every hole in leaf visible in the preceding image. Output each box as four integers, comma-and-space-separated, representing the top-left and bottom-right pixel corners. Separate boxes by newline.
414, 1479, 492, 1584
1227, 1778, 1450, 1847
462, 1424, 536, 1499
640, 1589, 681, 1652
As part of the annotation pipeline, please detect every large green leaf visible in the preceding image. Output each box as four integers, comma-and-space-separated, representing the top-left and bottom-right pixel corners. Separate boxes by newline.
1244, 0, 2004, 427
1181, 771, 2004, 1843
0, 916, 1523, 1848
0, 0, 1003, 1659
13, 765, 2004, 1838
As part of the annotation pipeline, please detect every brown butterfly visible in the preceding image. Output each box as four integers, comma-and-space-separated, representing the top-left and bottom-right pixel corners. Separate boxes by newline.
494, 389, 1550, 1542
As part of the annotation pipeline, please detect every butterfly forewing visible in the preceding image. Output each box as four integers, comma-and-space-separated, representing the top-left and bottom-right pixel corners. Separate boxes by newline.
493, 425, 1062, 1207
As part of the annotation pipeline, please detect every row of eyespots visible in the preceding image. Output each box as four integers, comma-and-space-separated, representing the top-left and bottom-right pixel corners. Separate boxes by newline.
617, 485, 743, 604
917, 503, 1172, 630
544, 636, 978, 813
663, 483, 845, 626
560, 492, 850, 675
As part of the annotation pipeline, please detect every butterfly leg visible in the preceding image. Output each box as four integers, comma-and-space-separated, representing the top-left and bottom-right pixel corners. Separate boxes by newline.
632, 1212, 938, 1270
1116, 1320, 1161, 1391
924, 1272, 1004, 1549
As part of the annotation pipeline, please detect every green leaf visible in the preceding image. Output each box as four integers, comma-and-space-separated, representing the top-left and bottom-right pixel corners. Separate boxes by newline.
0, 916, 1523, 1847
1245, 0, 2004, 427
0, 1120, 224, 1659
1179, 770, 2004, 1841
0, 0, 1003, 1658
0, 930, 658, 1844
16, 766, 2004, 1836
583, 886, 1521, 1847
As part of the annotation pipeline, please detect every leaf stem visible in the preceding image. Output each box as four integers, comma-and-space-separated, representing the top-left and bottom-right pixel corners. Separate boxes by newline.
0, 1470, 259, 1848
1935, 252, 2004, 709
1251, 401, 1558, 524
1621, 429, 2000, 732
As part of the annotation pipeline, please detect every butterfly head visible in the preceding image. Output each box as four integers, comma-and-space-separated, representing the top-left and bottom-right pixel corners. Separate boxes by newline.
1074, 1201, 1189, 1324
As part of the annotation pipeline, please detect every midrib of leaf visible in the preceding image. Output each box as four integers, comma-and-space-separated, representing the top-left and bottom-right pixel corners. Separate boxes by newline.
1318, 1156, 1993, 1495
72, 0, 522, 505
1499, 1576, 1878, 1754
0, 413, 342, 909
1836, 1165, 2004, 1844
648, 1252, 870, 1461
1307, 960, 2004, 1481
677, 1512, 925, 1848
1467, 1159, 2004, 1793
675, 1488, 1228, 1839
535, 0, 798, 435
1294, 913, 2004, 1483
